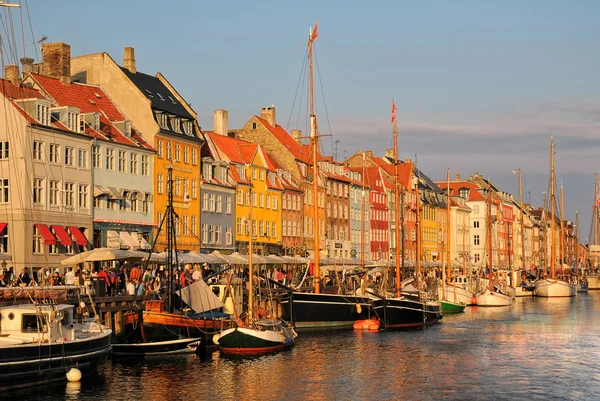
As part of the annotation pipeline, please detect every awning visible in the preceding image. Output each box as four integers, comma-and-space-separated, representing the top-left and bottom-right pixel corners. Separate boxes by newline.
67, 226, 88, 247
119, 231, 139, 249
51, 225, 72, 246
107, 187, 124, 200
0, 223, 6, 235
94, 185, 109, 197
132, 232, 151, 250
107, 230, 123, 249
35, 224, 57, 245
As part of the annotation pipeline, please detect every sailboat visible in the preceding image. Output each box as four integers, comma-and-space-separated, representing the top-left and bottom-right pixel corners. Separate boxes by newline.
584, 174, 600, 290
475, 183, 513, 307
278, 21, 371, 330
534, 137, 576, 297
439, 169, 466, 313
213, 186, 296, 355
114, 167, 231, 356
370, 103, 443, 328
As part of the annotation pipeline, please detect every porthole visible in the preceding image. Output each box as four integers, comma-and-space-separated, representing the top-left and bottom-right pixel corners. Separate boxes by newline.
8, 312, 14, 320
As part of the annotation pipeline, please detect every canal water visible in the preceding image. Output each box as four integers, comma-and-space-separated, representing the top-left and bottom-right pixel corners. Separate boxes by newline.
10, 292, 600, 400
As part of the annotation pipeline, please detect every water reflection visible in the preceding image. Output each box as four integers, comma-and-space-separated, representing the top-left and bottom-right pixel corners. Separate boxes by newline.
8, 293, 600, 400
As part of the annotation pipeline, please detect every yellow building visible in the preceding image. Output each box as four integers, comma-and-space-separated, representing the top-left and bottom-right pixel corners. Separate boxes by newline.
205, 132, 283, 255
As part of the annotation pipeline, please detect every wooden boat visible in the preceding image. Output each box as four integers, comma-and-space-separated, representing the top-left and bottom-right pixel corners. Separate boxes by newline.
0, 304, 111, 389
476, 289, 513, 307
440, 300, 466, 314
371, 296, 442, 329
112, 337, 202, 356
534, 138, 576, 297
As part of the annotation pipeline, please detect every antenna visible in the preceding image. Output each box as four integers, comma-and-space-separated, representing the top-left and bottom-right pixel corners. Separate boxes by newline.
333, 140, 340, 161
38, 35, 48, 61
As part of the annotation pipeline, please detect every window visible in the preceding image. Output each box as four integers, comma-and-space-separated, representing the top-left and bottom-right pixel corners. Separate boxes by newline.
94, 196, 103, 209
216, 195, 223, 213
191, 215, 197, 235
266, 194, 271, 209
105, 148, 114, 170
252, 220, 257, 236
175, 177, 181, 196
157, 174, 164, 194
251, 192, 257, 207
473, 205, 480, 215
226, 227, 232, 245
64, 182, 74, 208
245, 191, 250, 206
183, 121, 193, 136
118, 150, 127, 172
119, 198, 126, 211
166, 142, 172, 160
78, 149, 88, 168
226, 196, 232, 214
0, 226, 8, 253
202, 193, 209, 211
142, 194, 149, 213
272, 196, 278, 210
259, 170, 265, 181
191, 180, 198, 199
272, 222, 276, 238
202, 224, 208, 244
237, 190, 243, 205
130, 193, 138, 212
141, 155, 149, 176
474, 235, 480, 246
259, 193, 264, 208
33, 141, 43, 161
259, 221, 264, 237
209, 194, 215, 212
216, 226, 222, 244
474, 221, 480, 229
183, 146, 189, 163
266, 221, 271, 237
32, 226, 43, 254
182, 215, 188, 234
157, 212, 163, 225
183, 179, 189, 198
37, 103, 49, 125
474, 254, 480, 263
252, 168, 257, 180
237, 218, 242, 235
175, 144, 181, 162
93, 146, 101, 168
79, 184, 88, 208
130, 153, 138, 175
192, 148, 197, 165
49, 180, 59, 206
157, 140, 164, 158
172, 117, 181, 133
49, 144, 59, 163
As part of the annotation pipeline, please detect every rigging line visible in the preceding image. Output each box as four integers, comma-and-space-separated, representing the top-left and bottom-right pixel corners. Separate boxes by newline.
313, 46, 334, 153
23, 0, 38, 62
295, 61, 307, 133
18, 0, 25, 58
285, 47, 308, 132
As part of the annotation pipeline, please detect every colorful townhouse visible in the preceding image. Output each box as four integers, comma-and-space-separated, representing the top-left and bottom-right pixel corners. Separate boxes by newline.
320, 158, 352, 259
25, 61, 155, 250
0, 65, 92, 274
205, 131, 283, 255
346, 165, 370, 262
71, 46, 203, 251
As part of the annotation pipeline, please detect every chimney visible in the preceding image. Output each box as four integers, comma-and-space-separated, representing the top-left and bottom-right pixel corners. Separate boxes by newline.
455, 173, 460, 180
20, 57, 34, 74
260, 105, 276, 127
124, 46, 136, 74
291, 129, 302, 144
4, 65, 19, 86
41, 42, 71, 84
365, 150, 373, 158
385, 149, 394, 159
214, 109, 229, 136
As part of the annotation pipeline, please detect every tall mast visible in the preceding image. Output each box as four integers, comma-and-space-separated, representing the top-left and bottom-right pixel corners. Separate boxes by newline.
446, 169, 451, 296
309, 20, 320, 294
575, 210, 579, 268
392, 100, 401, 297
166, 166, 174, 312
415, 171, 421, 290
519, 169, 525, 271
550, 137, 556, 279
594, 173, 598, 247
361, 152, 366, 266
248, 181, 254, 321
560, 184, 565, 270
487, 185, 494, 290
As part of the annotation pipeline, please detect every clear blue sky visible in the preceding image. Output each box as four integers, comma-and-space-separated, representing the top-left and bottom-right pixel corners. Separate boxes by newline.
7, 0, 600, 239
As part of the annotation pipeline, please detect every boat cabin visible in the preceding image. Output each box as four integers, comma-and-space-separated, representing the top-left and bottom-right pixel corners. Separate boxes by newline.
0, 304, 75, 344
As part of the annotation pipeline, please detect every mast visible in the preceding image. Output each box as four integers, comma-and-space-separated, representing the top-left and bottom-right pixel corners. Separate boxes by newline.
550, 137, 556, 279
575, 210, 579, 268
594, 173, 598, 246
560, 184, 565, 271
446, 169, 451, 298
248, 181, 254, 321
309, 20, 320, 294
518, 169, 525, 271
166, 166, 174, 312
415, 171, 421, 290
361, 152, 366, 266
392, 100, 401, 297
487, 185, 494, 290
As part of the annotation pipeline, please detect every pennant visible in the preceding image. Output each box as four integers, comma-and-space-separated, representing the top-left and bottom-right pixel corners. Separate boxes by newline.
311, 21, 319, 42
595, 196, 600, 207
391, 100, 397, 123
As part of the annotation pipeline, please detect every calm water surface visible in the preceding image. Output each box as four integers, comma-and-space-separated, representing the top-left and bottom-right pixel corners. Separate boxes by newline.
9, 292, 600, 400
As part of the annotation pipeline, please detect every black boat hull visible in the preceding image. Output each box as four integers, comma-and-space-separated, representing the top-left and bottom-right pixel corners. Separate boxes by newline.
279, 292, 371, 330
372, 298, 442, 329
111, 337, 202, 356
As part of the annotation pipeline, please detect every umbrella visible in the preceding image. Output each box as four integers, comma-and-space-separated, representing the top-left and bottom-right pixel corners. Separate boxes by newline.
263, 255, 286, 264
60, 248, 134, 265
223, 252, 249, 265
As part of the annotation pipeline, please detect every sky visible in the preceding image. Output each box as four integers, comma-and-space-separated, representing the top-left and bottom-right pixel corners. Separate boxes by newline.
3, 0, 600, 240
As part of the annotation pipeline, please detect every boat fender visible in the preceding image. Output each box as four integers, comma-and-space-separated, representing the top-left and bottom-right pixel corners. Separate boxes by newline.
212, 334, 220, 345
356, 304, 362, 314
66, 368, 82, 382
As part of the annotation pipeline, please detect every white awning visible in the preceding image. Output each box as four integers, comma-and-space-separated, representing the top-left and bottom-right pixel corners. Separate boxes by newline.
107, 230, 123, 249
119, 231, 139, 249
107, 187, 124, 200
130, 232, 151, 250
94, 185, 109, 197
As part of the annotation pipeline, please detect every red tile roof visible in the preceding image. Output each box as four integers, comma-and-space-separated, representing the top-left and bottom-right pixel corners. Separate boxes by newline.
254, 116, 309, 163
29, 73, 152, 150
437, 181, 487, 202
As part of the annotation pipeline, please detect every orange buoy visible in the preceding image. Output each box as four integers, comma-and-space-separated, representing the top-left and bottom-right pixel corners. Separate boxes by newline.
353, 318, 380, 331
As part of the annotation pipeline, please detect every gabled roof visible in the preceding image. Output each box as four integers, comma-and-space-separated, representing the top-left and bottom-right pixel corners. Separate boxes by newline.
438, 181, 487, 202
29, 73, 153, 150
254, 116, 309, 163
207, 132, 256, 165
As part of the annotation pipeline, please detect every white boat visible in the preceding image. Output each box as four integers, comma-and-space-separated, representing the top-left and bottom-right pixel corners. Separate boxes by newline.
0, 304, 112, 388
476, 289, 513, 307
534, 278, 577, 297
507, 285, 535, 297
585, 275, 600, 290
440, 284, 476, 305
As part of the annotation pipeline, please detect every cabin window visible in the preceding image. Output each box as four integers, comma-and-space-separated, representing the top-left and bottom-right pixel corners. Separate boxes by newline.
22, 313, 48, 333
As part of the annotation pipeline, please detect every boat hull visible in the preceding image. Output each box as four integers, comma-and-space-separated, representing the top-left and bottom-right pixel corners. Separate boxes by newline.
534, 278, 576, 297
476, 290, 513, 307
440, 300, 466, 314
372, 298, 442, 329
507, 285, 535, 297
0, 330, 112, 388
216, 327, 289, 356
585, 275, 599, 290
443, 285, 476, 305
279, 292, 371, 330
112, 337, 201, 356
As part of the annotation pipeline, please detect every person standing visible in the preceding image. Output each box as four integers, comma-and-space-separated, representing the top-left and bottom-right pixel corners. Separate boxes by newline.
65, 268, 76, 286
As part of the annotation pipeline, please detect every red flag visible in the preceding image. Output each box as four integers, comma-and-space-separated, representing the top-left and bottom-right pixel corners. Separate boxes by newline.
595, 196, 600, 207
391, 100, 397, 123
311, 21, 319, 42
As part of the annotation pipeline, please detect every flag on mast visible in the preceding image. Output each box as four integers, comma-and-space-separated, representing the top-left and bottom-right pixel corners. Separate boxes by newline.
391, 100, 397, 123
595, 196, 600, 207
311, 20, 319, 42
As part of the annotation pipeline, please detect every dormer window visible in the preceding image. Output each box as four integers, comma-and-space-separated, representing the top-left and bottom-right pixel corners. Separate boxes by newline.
171, 117, 181, 133
459, 187, 470, 200
125, 121, 131, 136
239, 166, 246, 180
37, 103, 50, 126
93, 113, 100, 131
182, 120, 193, 136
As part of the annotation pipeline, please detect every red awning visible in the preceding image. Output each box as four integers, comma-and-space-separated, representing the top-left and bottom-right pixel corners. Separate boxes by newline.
0, 223, 6, 234
51, 225, 72, 246
68, 226, 88, 247
35, 224, 57, 245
